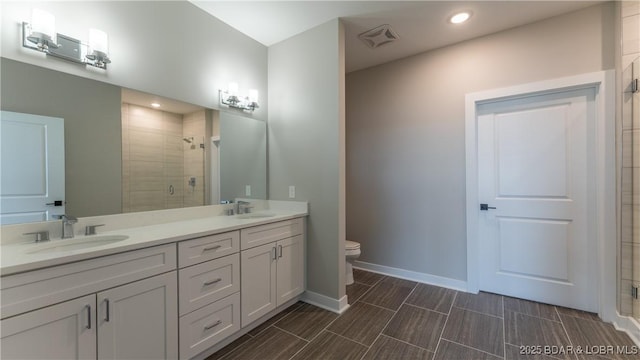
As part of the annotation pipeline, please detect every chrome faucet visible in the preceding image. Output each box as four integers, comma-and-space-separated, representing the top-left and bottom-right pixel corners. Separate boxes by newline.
237, 200, 253, 214
61, 215, 78, 239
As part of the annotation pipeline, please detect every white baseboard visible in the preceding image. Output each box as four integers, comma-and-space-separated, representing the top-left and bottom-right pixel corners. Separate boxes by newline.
611, 312, 640, 346
354, 261, 468, 292
301, 290, 350, 314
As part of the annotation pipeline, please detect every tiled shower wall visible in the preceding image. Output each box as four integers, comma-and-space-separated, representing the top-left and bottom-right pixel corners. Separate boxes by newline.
122, 104, 206, 212
620, 1, 640, 318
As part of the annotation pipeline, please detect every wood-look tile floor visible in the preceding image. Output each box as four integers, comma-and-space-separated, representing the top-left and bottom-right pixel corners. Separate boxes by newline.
208, 269, 637, 360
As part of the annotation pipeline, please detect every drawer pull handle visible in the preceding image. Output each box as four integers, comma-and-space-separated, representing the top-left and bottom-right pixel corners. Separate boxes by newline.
204, 278, 222, 286
85, 305, 92, 329
104, 299, 110, 322
202, 244, 222, 252
204, 320, 222, 330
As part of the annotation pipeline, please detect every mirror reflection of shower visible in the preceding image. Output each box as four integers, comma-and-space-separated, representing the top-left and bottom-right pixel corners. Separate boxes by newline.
121, 90, 212, 213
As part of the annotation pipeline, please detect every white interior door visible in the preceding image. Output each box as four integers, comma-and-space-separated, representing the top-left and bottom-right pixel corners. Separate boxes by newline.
0, 111, 65, 224
476, 87, 597, 312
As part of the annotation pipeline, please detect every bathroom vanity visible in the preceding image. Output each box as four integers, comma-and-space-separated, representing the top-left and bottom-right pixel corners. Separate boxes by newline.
0, 202, 307, 360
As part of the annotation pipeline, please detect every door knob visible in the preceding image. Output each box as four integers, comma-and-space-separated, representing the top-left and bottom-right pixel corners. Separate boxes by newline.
480, 204, 496, 211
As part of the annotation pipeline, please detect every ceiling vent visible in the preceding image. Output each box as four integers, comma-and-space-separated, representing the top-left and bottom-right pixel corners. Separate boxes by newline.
358, 24, 399, 49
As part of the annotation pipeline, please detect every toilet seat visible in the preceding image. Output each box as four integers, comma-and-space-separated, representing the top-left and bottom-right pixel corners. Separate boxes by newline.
346, 240, 360, 250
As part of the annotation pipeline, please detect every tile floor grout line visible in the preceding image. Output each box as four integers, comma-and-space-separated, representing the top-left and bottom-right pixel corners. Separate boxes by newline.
503, 307, 563, 324
355, 281, 418, 360
271, 324, 313, 344
402, 301, 454, 317
360, 294, 404, 359
285, 297, 355, 359
555, 306, 580, 360
502, 295, 507, 360
377, 333, 435, 353
432, 290, 457, 357
358, 298, 401, 313
443, 338, 505, 359
324, 328, 373, 348
451, 304, 505, 320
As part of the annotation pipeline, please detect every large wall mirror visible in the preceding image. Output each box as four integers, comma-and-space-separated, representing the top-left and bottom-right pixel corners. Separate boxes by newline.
0, 58, 267, 224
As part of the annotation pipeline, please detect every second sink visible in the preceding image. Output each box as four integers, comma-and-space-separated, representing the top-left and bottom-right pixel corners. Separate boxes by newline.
26, 235, 130, 254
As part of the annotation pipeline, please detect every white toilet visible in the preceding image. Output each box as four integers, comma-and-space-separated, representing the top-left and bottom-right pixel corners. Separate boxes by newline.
345, 240, 361, 285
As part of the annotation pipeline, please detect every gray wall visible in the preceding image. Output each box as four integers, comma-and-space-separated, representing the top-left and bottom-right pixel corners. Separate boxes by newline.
0, 1, 268, 121
268, 19, 346, 300
346, 3, 615, 282
1, 58, 122, 217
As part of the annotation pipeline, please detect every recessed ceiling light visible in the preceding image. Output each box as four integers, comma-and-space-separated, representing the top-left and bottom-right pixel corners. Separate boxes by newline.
151, 102, 161, 108
449, 11, 472, 24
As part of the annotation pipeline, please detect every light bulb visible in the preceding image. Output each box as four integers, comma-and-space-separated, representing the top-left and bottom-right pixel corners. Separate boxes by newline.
89, 28, 109, 55
248, 89, 259, 103
31, 8, 56, 42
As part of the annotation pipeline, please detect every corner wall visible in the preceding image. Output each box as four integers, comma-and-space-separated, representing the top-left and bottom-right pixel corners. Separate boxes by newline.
346, 3, 615, 284
268, 19, 346, 303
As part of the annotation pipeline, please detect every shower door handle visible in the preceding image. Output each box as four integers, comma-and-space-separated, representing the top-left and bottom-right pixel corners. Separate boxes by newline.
168, 185, 174, 195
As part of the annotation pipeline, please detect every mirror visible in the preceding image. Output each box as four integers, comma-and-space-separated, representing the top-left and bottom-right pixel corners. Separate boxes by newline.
0, 58, 267, 224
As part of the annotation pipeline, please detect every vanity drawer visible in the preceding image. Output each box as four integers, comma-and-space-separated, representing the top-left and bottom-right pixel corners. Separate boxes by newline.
1, 243, 176, 319
179, 292, 240, 360
240, 218, 303, 250
178, 253, 240, 316
178, 231, 239, 268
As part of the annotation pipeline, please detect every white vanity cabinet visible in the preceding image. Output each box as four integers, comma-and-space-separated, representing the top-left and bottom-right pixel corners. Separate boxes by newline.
177, 231, 241, 360
1, 295, 97, 359
0, 244, 178, 360
240, 219, 304, 327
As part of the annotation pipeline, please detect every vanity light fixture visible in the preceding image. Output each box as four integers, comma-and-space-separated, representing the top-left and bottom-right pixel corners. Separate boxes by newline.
151, 102, 161, 108
449, 11, 472, 24
219, 83, 259, 112
22, 9, 112, 70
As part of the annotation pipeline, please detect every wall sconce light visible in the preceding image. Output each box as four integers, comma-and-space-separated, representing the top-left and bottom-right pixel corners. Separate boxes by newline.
22, 9, 111, 70
219, 83, 259, 112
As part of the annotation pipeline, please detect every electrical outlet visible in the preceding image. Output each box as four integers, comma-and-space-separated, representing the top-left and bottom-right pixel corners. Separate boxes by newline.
288, 185, 295, 198
245, 185, 251, 196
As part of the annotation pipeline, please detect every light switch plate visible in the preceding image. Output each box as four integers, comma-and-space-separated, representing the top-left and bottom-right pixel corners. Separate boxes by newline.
288, 185, 295, 198
245, 185, 251, 196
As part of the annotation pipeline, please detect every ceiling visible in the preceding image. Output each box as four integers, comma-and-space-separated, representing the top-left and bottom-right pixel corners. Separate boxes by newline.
191, 1, 601, 73
122, 88, 204, 114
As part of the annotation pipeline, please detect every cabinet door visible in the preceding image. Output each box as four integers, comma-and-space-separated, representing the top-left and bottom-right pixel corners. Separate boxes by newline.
1, 295, 96, 359
276, 235, 305, 306
98, 272, 178, 360
241, 242, 277, 327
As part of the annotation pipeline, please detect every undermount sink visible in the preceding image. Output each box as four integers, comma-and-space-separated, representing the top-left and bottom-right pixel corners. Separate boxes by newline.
26, 235, 130, 254
237, 213, 277, 219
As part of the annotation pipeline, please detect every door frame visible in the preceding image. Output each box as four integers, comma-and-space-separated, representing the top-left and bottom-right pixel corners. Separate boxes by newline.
465, 70, 615, 321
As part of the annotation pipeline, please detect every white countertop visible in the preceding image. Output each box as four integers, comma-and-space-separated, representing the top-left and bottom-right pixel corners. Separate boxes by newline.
1, 205, 307, 276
